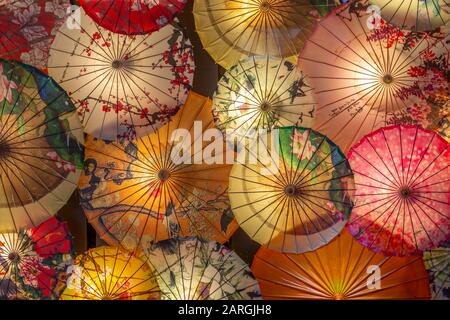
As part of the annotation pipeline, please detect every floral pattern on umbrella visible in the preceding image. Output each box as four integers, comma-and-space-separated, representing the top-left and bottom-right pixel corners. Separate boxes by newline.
424, 239, 450, 300
0, 59, 84, 233
0, 0, 71, 71
347, 125, 450, 256
212, 56, 316, 141
144, 237, 261, 300
48, 7, 194, 141
229, 126, 355, 253
0, 216, 74, 300
79, 0, 188, 35
298, 1, 449, 153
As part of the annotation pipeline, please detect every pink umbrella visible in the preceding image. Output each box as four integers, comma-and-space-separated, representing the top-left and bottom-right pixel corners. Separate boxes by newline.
347, 124, 450, 256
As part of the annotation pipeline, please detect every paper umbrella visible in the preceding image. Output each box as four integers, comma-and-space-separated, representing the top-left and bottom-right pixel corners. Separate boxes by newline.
228, 126, 355, 253
0, 216, 74, 300
252, 229, 431, 299
78, 92, 238, 251
298, 3, 449, 152
143, 237, 261, 300
193, 0, 317, 69
79, 0, 188, 35
0, 59, 84, 233
48, 7, 194, 141
347, 125, 450, 256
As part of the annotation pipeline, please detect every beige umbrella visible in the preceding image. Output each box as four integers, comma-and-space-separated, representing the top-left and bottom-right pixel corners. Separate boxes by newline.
298, 3, 449, 153
48, 7, 195, 141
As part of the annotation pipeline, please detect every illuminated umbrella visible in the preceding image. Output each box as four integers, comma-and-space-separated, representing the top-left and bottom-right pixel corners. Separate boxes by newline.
0, 216, 74, 300
193, 0, 317, 69
78, 92, 238, 251
0, 59, 84, 233
370, 0, 449, 31
424, 241, 449, 300
61, 246, 160, 300
347, 125, 450, 256
229, 126, 355, 253
212, 56, 316, 141
0, 0, 71, 71
252, 229, 431, 299
143, 236, 261, 300
435, 112, 450, 142
79, 0, 188, 35
48, 7, 195, 141
298, 4, 449, 152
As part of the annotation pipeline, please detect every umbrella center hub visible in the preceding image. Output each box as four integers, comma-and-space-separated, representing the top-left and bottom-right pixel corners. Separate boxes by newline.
382, 74, 394, 84
0, 140, 10, 159
7, 251, 20, 263
112, 59, 125, 70
333, 293, 345, 300
259, 0, 272, 12
259, 101, 272, 112
284, 184, 299, 197
399, 187, 412, 198
158, 169, 170, 181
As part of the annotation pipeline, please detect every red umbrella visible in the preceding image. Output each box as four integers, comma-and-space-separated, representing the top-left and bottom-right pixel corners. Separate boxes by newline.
79, 0, 188, 35
0, 216, 74, 300
347, 125, 450, 256
0, 0, 71, 71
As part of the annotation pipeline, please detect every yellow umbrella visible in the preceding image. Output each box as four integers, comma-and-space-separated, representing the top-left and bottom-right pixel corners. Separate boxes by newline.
78, 92, 238, 251
193, 0, 317, 69
370, 0, 449, 31
61, 246, 160, 300
229, 126, 355, 253
298, 3, 449, 153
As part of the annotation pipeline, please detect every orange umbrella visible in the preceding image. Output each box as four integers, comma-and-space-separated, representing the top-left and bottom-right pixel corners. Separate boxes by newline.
252, 229, 431, 299
78, 92, 238, 251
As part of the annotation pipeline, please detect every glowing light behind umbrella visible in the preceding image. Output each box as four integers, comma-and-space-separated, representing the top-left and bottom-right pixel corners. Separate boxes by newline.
229, 126, 355, 253
78, 92, 238, 251
212, 56, 316, 141
48, 7, 195, 141
144, 237, 261, 300
193, 0, 317, 69
0, 59, 84, 233
0, 216, 74, 300
79, 0, 188, 35
0, 0, 71, 71
61, 246, 160, 300
252, 229, 431, 299
298, 4, 449, 153
347, 125, 449, 256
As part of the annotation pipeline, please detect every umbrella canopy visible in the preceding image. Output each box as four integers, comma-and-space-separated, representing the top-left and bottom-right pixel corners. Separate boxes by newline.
0, 0, 71, 71
193, 0, 317, 69
435, 112, 450, 142
229, 126, 355, 253
252, 229, 431, 299
424, 240, 449, 300
48, 7, 195, 141
0, 216, 74, 300
143, 236, 261, 300
212, 56, 316, 141
370, 0, 449, 31
0, 59, 84, 233
79, 0, 188, 35
298, 4, 449, 153
78, 92, 238, 251
61, 246, 160, 300
347, 125, 450, 256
